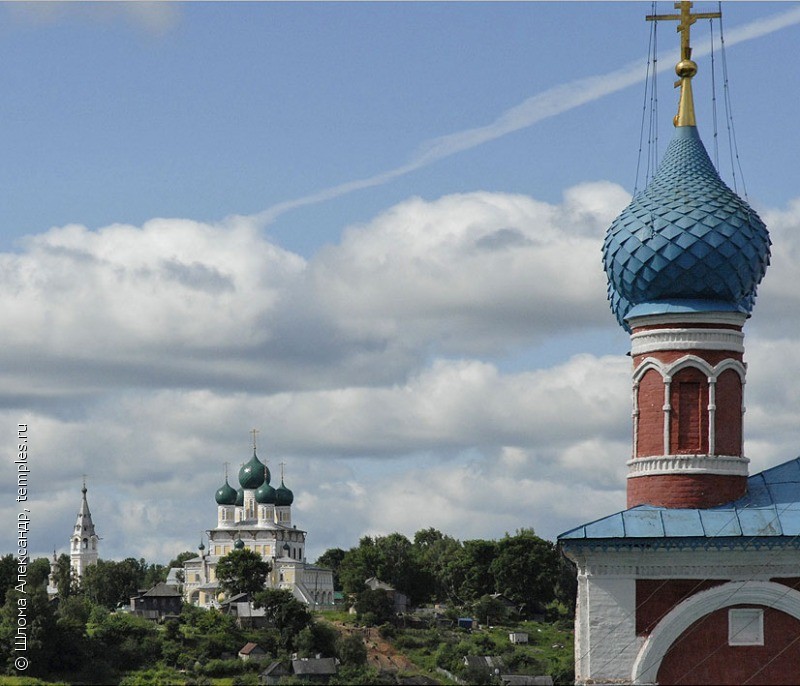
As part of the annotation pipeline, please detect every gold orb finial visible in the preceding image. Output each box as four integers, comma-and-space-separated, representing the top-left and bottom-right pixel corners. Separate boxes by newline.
675, 59, 698, 79
646, 1, 721, 128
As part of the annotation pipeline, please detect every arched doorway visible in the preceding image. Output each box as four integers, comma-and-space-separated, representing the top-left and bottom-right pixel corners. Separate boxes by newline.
632, 581, 800, 685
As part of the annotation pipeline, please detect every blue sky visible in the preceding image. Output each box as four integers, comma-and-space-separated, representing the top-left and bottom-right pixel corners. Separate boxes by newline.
2, 1, 800, 565
4, 2, 798, 252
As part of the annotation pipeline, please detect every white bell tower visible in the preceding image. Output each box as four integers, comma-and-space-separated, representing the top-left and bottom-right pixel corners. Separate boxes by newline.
70, 479, 99, 579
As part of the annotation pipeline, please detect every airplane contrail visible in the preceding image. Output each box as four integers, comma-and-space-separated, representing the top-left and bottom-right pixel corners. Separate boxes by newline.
251, 5, 800, 227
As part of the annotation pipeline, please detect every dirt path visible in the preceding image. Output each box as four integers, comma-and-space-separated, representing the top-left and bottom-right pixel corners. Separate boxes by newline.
330, 620, 418, 672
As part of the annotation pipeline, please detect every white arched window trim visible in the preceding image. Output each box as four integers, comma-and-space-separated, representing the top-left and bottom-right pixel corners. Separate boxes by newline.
633, 356, 746, 455
632, 580, 800, 684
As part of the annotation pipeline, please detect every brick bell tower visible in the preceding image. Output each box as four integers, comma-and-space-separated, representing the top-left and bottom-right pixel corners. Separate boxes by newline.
557, 7, 800, 686
602, 4, 770, 509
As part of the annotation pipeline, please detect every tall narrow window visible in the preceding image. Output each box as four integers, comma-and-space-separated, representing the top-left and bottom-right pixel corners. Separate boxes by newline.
677, 382, 702, 451
670, 368, 709, 453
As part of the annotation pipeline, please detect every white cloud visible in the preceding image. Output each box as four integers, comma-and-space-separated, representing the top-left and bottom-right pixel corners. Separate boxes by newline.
311, 184, 630, 355
0, 186, 631, 406
4, 2, 181, 35
7, 187, 800, 566
750, 199, 800, 339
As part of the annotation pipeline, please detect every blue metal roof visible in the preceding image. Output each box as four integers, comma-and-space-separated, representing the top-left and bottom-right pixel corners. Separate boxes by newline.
602, 126, 770, 331
559, 458, 800, 544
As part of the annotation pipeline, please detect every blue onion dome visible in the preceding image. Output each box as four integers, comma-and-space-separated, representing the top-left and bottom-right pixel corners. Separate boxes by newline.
238, 450, 268, 489
215, 479, 237, 505
275, 479, 294, 506
234, 537, 244, 550
235, 488, 244, 507
602, 126, 770, 330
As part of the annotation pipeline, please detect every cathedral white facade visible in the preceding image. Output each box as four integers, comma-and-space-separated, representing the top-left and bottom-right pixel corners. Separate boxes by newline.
183, 445, 334, 609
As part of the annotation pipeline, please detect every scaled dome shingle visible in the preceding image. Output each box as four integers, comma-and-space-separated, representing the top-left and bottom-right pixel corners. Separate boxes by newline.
603, 126, 770, 330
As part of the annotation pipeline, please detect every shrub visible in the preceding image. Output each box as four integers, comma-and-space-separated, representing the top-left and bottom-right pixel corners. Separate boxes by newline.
337, 633, 368, 666
378, 622, 396, 639
200, 658, 247, 677
118, 667, 187, 686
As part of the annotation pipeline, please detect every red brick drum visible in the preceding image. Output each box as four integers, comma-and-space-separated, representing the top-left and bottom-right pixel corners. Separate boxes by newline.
628, 320, 747, 508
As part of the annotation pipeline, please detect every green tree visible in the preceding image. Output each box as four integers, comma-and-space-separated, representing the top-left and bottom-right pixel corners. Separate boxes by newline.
489, 529, 560, 616
252, 588, 312, 649
86, 605, 161, 671
82, 558, 146, 609
339, 536, 382, 595
554, 555, 578, 616
52, 553, 79, 598
339, 533, 429, 604
0, 554, 17, 605
169, 604, 245, 662
336, 632, 367, 666
373, 532, 430, 603
56, 593, 94, 634
472, 594, 510, 625
28, 557, 52, 588
435, 641, 461, 671
216, 548, 271, 598
0, 586, 59, 676
331, 665, 394, 685
296, 620, 339, 658
354, 588, 394, 625
50, 593, 95, 676
413, 528, 463, 602
454, 539, 498, 602
141, 560, 168, 587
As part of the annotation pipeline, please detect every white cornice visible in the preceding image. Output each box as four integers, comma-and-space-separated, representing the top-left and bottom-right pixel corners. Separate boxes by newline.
627, 454, 749, 478
631, 328, 744, 355
628, 311, 747, 329
566, 547, 800, 578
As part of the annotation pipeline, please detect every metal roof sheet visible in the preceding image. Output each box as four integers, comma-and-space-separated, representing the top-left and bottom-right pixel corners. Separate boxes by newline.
559, 457, 800, 542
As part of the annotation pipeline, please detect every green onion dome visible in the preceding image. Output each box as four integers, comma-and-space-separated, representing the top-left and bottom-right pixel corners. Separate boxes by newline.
215, 479, 238, 505
256, 480, 277, 505
238, 450, 268, 489
235, 488, 244, 507
234, 537, 244, 550
275, 479, 294, 506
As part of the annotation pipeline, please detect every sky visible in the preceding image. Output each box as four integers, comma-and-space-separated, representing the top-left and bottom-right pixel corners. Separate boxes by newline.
3, 1, 800, 566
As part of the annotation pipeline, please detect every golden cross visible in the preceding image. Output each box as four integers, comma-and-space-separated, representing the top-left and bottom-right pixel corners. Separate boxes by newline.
250, 428, 259, 451
279, 461, 286, 481
646, 2, 721, 127
223, 461, 229, 480
646, 1, 720, 62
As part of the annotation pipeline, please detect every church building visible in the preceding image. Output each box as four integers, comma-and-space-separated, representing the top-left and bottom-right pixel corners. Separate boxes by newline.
183, 436, 334, 609
559, 4, 800, 685
48, 481, 100, 594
